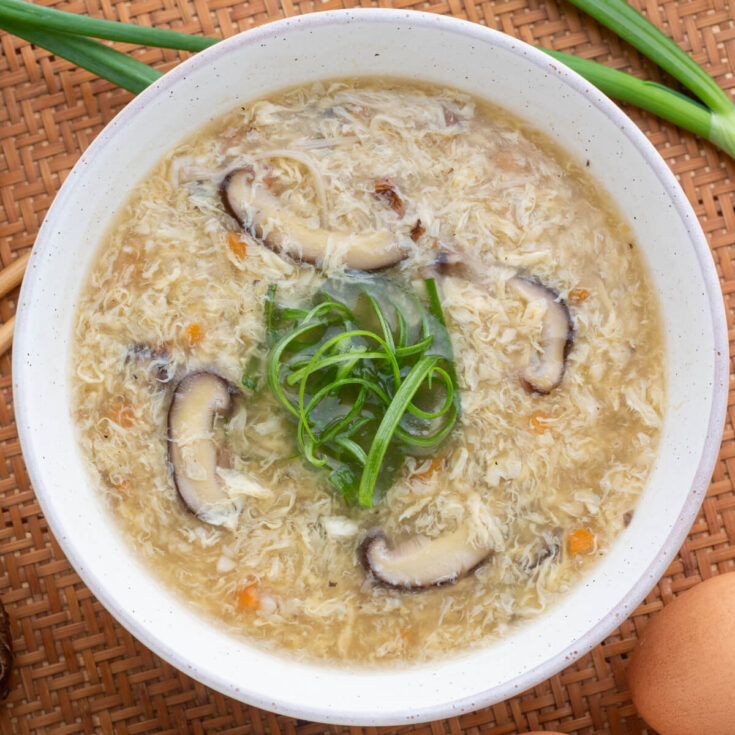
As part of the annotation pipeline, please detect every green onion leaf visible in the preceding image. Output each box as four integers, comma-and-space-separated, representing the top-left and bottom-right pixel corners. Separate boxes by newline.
0, 0, 218, 51
541, 48, 712, 141
358, 355, 439, 507
0, 17, 161, 93
4, 0, 735, 158
557, 0, 735, 158
564, 0, 733, 116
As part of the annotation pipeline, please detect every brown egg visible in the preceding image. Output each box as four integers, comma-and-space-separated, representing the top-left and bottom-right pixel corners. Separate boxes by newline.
629, 572, 735, 735
521, 732, 565, 734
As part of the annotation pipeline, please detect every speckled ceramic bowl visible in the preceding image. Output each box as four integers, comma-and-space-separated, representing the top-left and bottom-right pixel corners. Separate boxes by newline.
13, 9, 728, 726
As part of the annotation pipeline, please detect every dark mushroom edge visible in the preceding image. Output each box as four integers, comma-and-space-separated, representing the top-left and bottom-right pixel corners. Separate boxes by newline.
431, 257, 574, 394
167, 371, 241, 528
220, 167, 408, 271
508, 276, 574, 394
359, 528, 493, 591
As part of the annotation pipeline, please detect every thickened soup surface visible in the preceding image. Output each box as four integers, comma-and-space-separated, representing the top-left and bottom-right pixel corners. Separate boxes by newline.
71, 79, 665, 664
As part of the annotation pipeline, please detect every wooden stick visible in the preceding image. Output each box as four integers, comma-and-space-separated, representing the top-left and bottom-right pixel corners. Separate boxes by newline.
0, 251, 30, 301
0, 251, 31, 356
0, 317, 15, 357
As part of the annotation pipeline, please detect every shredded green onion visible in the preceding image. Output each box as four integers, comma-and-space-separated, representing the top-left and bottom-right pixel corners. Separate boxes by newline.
265, 277, 460, 507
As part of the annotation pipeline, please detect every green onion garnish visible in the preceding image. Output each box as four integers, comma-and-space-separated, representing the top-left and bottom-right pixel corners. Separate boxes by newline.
265, 276, 460, 507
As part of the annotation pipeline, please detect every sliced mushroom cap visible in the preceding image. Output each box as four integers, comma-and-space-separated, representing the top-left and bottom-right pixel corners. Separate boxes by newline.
508, 276, 574, 394
221, 168, 407, 271
359, 528, 493, 590
168, 371, 241, 528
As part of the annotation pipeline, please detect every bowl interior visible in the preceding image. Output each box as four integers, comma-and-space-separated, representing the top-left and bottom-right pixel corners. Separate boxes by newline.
13, 9, 727, 726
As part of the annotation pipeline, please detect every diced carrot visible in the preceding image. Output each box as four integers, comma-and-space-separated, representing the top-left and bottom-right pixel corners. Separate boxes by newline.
568, 528, 595, 555
110, 477, 129, 494
184, 322, 204, 346
568, 287, 590, 304
237, 584, 260, 611
227, 232, 247, 259
413, 457, 443, 481
108, 401, 135, 428
530, 411, 551, 434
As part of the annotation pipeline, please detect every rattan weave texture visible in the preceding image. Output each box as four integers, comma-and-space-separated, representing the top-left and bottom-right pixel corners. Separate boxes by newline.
1, 1, 734, 733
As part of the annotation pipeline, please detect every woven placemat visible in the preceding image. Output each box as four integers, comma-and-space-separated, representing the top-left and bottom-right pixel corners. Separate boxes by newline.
1, 1, 734, 733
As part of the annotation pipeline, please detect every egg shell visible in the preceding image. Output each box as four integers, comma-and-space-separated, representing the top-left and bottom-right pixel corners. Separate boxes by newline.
628, 572, 735, 735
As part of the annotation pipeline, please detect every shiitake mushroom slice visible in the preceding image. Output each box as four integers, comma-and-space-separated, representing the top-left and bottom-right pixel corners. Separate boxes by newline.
508, 276, 574, 394
168, 371, 241, 528
221, 168, 408, 271
359, 528, 493, 590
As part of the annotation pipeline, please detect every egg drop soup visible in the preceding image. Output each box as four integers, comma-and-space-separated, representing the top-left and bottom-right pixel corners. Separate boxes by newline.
71, 80, 665, 664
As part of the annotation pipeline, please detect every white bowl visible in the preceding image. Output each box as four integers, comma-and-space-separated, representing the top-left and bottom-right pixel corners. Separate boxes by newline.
13, 8, 728, 726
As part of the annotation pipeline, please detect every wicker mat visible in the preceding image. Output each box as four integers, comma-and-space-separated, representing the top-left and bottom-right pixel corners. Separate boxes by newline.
0, 1, 734, 733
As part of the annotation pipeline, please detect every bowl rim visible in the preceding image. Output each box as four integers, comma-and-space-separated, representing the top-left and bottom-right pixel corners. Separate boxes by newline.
13, 7, 729, 725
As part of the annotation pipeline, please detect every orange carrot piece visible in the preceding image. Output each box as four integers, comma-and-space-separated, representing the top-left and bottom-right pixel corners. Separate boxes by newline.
568, 528, 595, 555
530, 411, 551, 434
110, 477, 129, 494
413, 457, 443, 481
568, 287, 590, 304
184, 322, 204, 346
108, 401, 135, 428
227, 232, 247, 259
237, 584, 260, 611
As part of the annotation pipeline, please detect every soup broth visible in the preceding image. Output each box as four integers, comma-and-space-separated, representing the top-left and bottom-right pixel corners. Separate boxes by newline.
72, 80, 665, 664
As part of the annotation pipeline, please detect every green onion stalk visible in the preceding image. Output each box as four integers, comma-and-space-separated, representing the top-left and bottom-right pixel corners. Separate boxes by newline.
0, 0, 215, 93
544, 0, 735, 159
1, 0, 734, 156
